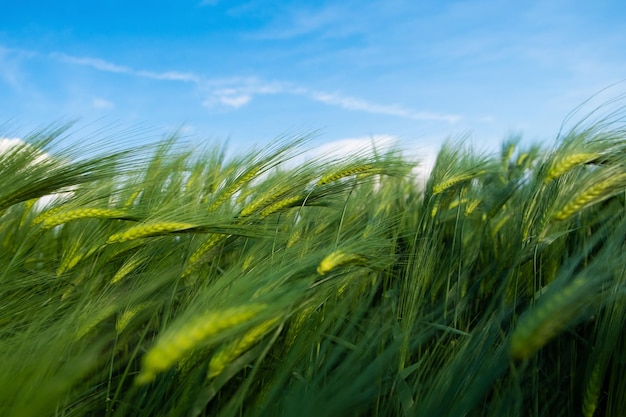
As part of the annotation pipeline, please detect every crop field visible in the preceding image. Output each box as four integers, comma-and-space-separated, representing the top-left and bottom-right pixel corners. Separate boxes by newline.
0, 114, 625, 416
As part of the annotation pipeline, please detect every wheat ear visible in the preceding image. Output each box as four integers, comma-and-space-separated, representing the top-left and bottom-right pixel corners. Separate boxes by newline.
317, 164, 376, 185
509, 277, 588, 360
317, 251, 365, 275
39, 208, 129, 230
582, 361, 605, 417
552, 173, 626, 221
260, 195, 302, 218
545, 152, 599, 183
207, 317, 280, 378
182, 234, 228, 277
208, 167, 261, 211
135, 304, 266, 384
111, 254, 148, 284
432, 171, 484, 194
240, 184, 291, 217
116, 303, 148, 334
107, 222, 197, 243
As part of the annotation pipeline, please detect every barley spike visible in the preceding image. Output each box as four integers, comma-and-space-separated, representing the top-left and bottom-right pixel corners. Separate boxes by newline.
509, 277, 588, 360
135, 304, 266, 384
318, 164, 374, 185
317, 251, 365, 275
108, 222, 197, 243
208, 317, 279, 378
41, 208, 129, 230
552, 173, 626, 221
545, 152, 599, 183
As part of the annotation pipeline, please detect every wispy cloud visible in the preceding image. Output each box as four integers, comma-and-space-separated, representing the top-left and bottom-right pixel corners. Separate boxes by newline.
309, 91, 461, 123
52, 53, 131, 74
92, 97, 115, 110
247, 4, 350, 40
198, 0, 220, 6
48, 50, 460, 123
0, 46, 37, 91
51, 52, 201, 83
311, 135, 397, 160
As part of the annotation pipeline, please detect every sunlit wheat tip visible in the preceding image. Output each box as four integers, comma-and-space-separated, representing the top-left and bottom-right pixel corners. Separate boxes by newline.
317, 251, 365, 275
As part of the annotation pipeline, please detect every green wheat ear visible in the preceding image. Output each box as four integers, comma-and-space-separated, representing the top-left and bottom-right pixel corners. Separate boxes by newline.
207, 317, 280, 379
107, 221, 197, 243
545, 152, 599, 183
37, 207, 130, 229
317, 251, 366, 275
509, 277, 589, 360
135, 304, 267, 384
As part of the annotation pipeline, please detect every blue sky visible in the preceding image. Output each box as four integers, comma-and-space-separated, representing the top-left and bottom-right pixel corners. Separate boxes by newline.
1, 0, 625, 159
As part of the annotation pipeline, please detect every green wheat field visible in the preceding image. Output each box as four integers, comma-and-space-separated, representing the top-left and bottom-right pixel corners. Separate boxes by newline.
1, 109, 625, 416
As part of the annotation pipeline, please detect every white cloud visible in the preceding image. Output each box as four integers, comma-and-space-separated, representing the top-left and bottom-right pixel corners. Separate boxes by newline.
218, 95, 251, 108
52, 52, 200, 83
309, 91, 461, 123
92, 97, 115, 109
0, 46, 38, 92
135, 70, 201, 83
247, 4, 348, 40
0, 137, 51, 166
0, 137, 25, 153
307, 135, 397, 161
53, 53, 132, 74
49, 51, 461, 123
